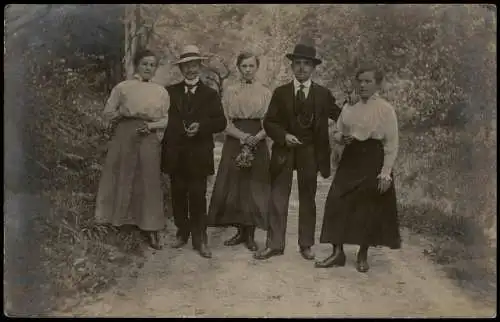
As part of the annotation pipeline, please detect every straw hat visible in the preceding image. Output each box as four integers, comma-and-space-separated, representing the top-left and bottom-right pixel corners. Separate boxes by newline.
173, 45, 209, 65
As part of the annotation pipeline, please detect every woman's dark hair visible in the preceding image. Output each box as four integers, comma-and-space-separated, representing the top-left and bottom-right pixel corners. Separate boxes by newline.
236, 51, 260, 68
133, 49, 158, 68
355, 64, 384, 84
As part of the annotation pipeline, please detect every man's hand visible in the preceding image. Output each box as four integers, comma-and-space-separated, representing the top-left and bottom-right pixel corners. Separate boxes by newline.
186, 122, 200, 137
285, 133, 302, 147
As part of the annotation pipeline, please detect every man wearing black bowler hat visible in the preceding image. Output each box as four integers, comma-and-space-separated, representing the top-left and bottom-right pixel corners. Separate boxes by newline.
254, 43, 341, 261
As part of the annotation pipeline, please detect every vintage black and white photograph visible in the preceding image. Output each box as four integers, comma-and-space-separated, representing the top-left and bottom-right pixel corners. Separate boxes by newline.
4, 3, 497, 317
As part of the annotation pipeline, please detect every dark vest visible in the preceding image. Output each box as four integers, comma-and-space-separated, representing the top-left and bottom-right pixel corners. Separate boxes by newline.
181, 86, 197, 124
292, 90, 315, 144
177, 86, 198, 146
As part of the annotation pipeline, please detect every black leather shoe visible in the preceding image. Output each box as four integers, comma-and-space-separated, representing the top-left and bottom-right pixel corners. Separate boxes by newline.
245, 239, 258, 252
253, 248, 284, 260
314, 251, 346, 268
196, 244, 212, 258
356, 248, 369, 273
172, 237, 188, 249
356, 260, 369, 273
244, 227, 258, 251
300, 247, 315, 260
148, 232, 162, 250
224, 228, 245, 246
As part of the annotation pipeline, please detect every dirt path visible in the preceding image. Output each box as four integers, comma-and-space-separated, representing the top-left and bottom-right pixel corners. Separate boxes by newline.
57, 143, 494, 318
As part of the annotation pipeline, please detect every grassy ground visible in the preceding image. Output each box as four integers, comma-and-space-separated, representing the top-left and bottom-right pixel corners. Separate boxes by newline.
398, 202, 496, 305
393, 131, 496, 306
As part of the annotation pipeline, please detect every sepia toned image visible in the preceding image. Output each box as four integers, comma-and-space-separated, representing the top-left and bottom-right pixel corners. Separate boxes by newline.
4, 3, 497, 318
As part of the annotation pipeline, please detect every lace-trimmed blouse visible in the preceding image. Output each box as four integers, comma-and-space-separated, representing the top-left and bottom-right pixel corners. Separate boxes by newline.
222, 81, 272, 120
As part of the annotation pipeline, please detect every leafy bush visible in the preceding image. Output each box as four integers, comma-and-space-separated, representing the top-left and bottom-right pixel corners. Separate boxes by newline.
4, 5, 154, 314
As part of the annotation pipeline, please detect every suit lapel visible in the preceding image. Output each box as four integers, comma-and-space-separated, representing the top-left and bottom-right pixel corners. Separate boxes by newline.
173, 81, 203, 118
172, 82, 186, 114
189, 82, 204, 115
284, 82, 295, 117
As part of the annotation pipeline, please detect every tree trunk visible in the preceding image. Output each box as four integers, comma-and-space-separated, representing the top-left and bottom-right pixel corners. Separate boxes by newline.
124, 4, 149, 80
135, 4, 147, 52
124, 5, 138, 80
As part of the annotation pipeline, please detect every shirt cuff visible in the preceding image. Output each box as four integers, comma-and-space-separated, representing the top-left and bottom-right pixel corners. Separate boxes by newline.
255, 130, 266, 141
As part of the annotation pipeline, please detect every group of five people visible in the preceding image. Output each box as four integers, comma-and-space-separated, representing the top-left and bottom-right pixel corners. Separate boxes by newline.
95, 42, 401, 273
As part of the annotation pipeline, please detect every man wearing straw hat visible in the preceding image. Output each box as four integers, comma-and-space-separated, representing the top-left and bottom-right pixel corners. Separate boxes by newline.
161, 45, 227, 258
254, 43, 342, 261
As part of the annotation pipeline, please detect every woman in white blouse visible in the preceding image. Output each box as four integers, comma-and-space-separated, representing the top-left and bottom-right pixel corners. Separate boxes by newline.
316, 64, 402, 272
207, 52, 272, 252
95, 49, 170, 250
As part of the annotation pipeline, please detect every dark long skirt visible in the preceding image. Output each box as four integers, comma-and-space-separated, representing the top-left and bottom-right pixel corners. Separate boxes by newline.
207, 119, 270, 230
319, 138, 401, 249
95, 119, 166, 231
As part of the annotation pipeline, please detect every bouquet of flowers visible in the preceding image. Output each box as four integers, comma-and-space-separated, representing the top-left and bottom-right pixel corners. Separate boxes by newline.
235, 143, 256, 169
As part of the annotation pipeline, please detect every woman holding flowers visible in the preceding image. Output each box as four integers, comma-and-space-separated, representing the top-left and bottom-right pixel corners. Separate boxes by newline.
207, 52, 272, 252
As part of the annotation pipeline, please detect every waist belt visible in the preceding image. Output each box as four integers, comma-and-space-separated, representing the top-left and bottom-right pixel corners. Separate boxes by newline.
120, 115, 153, 122
232, 118, 262, 122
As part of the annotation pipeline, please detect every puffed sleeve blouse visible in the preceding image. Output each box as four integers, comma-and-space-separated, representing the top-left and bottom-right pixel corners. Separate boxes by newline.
223, 81, 272, 119
335, 93, 399, 179
222, 81, 272, 139
103, 74, 170, 140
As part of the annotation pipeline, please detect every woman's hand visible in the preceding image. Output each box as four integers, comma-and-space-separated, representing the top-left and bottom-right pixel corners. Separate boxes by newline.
136, 122, 151, 135
342, 134, 354, 145
241, 133, 258, 147
334, 132, 354, 145
240, 133, 250, 145
106, 117, 121, 131
245, 135, 260, 147
377, 176, 392, 194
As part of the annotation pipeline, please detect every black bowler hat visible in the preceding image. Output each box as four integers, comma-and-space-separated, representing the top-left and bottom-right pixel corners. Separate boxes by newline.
285, 43, 322, 65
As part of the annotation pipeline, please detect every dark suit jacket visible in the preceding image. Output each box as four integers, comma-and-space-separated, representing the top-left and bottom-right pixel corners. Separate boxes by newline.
161, 81, 227, 177
263, 81, 341, 179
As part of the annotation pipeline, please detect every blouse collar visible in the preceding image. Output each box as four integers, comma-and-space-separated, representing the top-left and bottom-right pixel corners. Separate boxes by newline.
366, 92, 380, 103
241, 78, 257, 86
133, 74, 151, 82
352, 92, 381, 107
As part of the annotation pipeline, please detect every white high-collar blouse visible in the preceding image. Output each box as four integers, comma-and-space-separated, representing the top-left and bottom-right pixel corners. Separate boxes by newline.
222, 80, 272, 141
103, 74, 170, 140
335, 93, 399, 179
